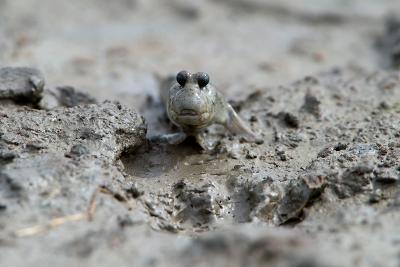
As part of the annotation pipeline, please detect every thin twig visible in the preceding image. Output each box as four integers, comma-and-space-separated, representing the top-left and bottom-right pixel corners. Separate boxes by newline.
14, 187, 100, 238
14, 213, 86, 237
87, 187, 100, 221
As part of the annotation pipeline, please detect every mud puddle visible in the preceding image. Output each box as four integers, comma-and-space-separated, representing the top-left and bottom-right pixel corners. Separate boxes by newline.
122, 139, 231, 179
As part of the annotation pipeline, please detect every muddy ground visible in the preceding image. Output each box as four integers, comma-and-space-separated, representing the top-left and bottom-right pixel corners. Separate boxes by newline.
1, 0, 400, 266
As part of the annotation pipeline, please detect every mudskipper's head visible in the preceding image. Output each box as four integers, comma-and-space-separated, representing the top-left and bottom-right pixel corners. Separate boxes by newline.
167, 70, 216, 129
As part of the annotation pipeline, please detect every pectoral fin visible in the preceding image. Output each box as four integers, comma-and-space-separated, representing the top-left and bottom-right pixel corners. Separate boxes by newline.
213, 92, 260, 142
224, 105, 259, 142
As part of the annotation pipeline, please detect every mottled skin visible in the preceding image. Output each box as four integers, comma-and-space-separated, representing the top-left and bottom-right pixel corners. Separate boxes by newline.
156, 70, 259, 150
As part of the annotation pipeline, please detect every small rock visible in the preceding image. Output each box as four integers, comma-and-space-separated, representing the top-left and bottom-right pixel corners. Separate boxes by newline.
255, 138, 264, 145
379, 101, 390, 110
301, 91, 321, 118
38, 90, 60, 110
39, 86, 97, 110
0, 204, 6, 211
381, 16, 400, 68
79, 128, 103, 140
0, 150, 16, 164
334, 143, 348, 151
373, 168, 399, 184
25, 142, 47, 151
368, 189, 383, 204
330, 163, 374, 198
275, 147, 287, 161
275, 174, 326, 225
228, 150, 241, 159
117, 215, 137, 228
249, 115, 258, 122
158, 221, 181, 233
278, 112, 300, 128
349, 143, 377, 156
304, 75, 319, 84
245, 149, 258, 159
0, 67, 44, 104
57, 86, 97, 107
386, 16, 400, 34
169, 1, 201, 20
125, 183, 144, 198
173, 181, 216, 227
144, 200, 166, 220
227, 144, 241, 159
0, 173, 23, 198
317, 147, 333, 158
246, 90, 263, 102
65, 144, 90, 158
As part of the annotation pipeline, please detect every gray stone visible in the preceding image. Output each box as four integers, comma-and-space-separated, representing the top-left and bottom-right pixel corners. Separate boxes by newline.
330, 164, 374, 199
0, 67, 44, 103
373, 168, 399, 184
39, 86, 97, 110
275, 174, 326, 225
0, 101, 146, 160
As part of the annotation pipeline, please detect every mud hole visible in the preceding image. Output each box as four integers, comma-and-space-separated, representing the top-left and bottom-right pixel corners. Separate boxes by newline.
122, 139, 213, 178
1, 1, 400, 267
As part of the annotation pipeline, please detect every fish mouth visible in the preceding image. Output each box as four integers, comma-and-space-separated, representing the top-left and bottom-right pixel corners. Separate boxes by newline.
179, 109, 200, 117
170, 109, 212, 127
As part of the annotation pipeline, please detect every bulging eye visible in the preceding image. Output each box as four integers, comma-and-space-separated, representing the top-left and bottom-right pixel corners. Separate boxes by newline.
196, 72, 209, 88
176, 70, 190, 86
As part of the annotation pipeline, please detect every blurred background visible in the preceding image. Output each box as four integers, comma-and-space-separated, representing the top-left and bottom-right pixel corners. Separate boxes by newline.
0, 0, 398, 110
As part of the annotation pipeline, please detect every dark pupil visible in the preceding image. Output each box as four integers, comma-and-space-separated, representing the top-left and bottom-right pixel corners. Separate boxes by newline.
197, 73, 209, 87
176, 71, 189, 86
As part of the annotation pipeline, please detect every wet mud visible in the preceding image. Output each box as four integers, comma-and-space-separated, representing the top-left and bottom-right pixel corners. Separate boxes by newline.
1, 1, 400, 267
